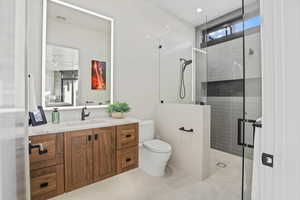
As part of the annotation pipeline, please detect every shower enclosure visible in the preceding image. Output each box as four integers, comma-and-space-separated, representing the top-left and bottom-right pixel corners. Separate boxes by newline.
158, 0, 261, 199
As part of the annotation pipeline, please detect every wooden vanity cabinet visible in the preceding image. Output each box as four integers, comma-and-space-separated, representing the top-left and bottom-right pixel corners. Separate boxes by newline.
30, 123, 139, 199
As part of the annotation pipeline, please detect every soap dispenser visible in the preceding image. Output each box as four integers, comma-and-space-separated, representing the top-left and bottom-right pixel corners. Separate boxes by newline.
52, 108, 60, 124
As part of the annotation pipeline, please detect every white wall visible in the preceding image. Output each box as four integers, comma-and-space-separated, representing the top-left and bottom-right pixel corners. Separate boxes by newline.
27, 0, 193, 121
159, 30, 195, 104
154, 104, 211, 179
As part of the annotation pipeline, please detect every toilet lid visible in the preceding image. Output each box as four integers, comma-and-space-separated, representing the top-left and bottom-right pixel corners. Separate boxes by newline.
143, 139, 171, 153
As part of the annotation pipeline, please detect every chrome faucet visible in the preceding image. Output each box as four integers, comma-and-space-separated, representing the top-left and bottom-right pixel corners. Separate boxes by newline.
81, 107, 90, 121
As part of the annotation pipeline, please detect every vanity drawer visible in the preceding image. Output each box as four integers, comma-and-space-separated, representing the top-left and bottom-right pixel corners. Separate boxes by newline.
117, 146, 138, 173
29, 134, 64, 170
31, 165, 64, 200
116, 123, 138, 150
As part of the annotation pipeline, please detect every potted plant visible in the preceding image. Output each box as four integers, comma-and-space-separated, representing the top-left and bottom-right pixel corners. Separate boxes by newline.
107, 102, 130, 119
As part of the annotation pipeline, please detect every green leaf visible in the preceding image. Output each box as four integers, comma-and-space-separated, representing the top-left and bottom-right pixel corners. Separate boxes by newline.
107, 102, 131, 113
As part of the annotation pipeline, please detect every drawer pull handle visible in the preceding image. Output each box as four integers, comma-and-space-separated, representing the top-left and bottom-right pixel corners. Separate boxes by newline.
126, 158, 132, 162
95, 134, 98, 140
88, 135, 92, 141
40, 182, 49, 188
39, 149, 48, 155
38, 144, 48, 155
28, 142, 48, 155
125, 134, 132, 138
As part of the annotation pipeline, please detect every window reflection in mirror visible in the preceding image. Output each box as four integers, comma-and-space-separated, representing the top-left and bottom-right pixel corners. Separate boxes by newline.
45, 45, 79, 107
43, 0, 113, 108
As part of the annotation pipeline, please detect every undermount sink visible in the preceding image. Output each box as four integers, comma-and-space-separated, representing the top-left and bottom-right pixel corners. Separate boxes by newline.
64, 119, 109, 126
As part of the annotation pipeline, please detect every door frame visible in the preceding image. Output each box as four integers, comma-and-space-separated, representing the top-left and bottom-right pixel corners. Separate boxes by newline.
259, 0, 299, 199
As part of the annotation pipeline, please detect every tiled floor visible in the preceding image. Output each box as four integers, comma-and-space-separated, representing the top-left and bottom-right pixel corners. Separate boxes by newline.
51, 166, 241, 200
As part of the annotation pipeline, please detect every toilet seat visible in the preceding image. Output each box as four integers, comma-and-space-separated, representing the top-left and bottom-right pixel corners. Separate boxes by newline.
143, 139, 171, 153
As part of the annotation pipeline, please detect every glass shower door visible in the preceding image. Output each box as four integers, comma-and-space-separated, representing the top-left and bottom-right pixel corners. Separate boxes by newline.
241, 0, 262, 199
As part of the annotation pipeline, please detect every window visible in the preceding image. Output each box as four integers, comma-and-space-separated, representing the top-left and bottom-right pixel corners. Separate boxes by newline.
233, 16, 261, 33
202, 16, 261, 47
207, 27, 230, 41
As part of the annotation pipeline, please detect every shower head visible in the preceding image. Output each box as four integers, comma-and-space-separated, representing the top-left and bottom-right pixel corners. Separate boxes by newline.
179, 58, 192, 100
180, 58, 192, 70
185, 59, 192, 66
180, 58, 192, 65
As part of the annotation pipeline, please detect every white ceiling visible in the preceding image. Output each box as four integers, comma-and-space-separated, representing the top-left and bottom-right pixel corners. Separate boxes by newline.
48, 1, 111, 33
148, 0, 244, 26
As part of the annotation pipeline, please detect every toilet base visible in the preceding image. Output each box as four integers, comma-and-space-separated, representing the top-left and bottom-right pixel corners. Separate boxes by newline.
139, 147, 171, 177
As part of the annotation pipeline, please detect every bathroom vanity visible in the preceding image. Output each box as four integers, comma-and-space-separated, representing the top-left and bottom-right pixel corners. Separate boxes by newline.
29, 119, 139, 200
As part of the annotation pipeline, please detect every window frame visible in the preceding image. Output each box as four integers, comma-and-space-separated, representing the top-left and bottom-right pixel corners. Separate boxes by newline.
201, 15, 260, 48
201, 16, 243, 48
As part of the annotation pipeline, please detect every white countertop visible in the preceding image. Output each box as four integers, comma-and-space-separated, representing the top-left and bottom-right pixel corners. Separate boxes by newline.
29, 117, 140, 136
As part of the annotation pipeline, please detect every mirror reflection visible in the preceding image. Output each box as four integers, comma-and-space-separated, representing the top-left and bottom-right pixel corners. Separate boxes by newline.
46, 44, 79, 107
44, 0, 113, 108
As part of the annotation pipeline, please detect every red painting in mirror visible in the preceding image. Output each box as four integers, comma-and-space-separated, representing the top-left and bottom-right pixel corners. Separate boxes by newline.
91, 60, 106, 90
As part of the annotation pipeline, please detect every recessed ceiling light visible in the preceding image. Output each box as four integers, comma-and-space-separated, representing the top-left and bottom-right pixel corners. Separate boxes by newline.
196, 8, 203, 13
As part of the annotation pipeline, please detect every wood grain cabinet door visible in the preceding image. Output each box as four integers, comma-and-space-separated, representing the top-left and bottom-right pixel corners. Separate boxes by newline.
93, 126, 116, 182
64, 129, 93, 192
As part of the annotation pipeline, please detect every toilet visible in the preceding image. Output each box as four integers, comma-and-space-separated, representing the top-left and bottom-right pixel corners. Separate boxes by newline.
139, 120, 172, 176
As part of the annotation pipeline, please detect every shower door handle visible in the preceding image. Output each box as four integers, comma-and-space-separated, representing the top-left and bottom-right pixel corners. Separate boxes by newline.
237, 119, 244, 146
237, 118, 257, 148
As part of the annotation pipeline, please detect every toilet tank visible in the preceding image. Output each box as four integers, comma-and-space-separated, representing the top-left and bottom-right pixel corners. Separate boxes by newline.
139, 120, 155, 143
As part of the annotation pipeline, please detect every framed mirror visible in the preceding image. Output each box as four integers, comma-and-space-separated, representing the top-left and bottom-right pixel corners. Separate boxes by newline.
42, 0, 114, 109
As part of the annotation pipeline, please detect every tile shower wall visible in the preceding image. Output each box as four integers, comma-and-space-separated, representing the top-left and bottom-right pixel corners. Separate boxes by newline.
209, 97, 243, 156
203, 32, 261, 156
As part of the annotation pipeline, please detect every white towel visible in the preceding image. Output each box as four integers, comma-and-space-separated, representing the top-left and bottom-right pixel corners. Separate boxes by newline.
251, 118, 262, 200
28, 74, 38, 112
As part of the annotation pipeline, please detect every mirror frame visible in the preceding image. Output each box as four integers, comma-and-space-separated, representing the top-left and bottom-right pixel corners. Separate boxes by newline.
41, 0, 114, 110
